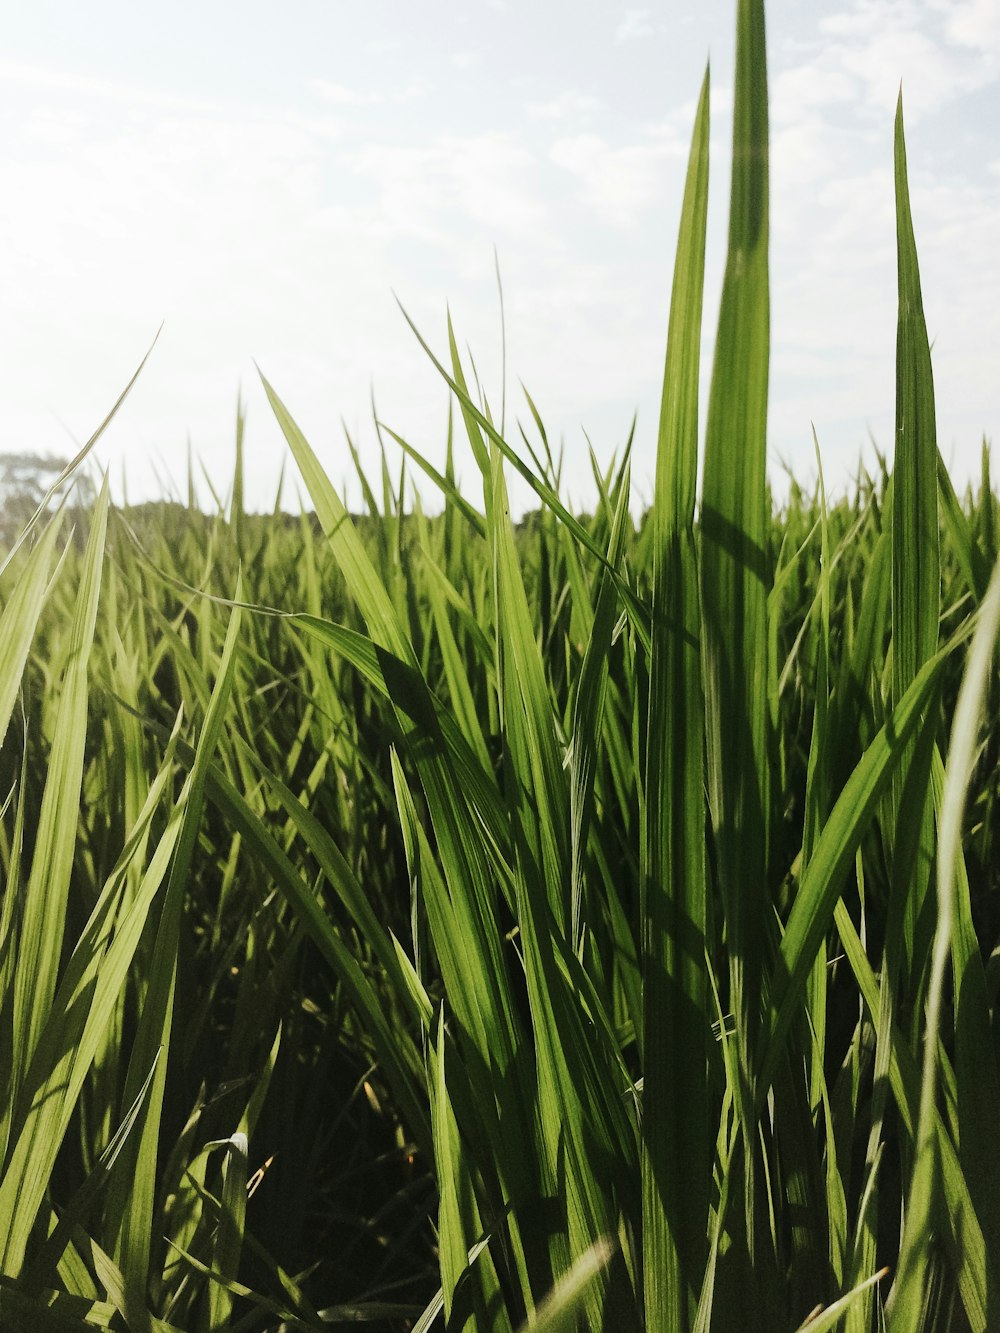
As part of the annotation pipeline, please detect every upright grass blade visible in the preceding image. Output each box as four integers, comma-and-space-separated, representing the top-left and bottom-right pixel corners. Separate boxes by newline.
889, 89, 941, 980
640, 63, 710, 1333
698, 0, 771, 1269
891, 92, 941, 706
230, 394, 246, 555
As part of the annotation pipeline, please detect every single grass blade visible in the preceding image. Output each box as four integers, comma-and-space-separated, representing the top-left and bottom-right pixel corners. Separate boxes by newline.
698, 3, 772, 1250
886, 92, 941, 1024
640, 62, 711, 1333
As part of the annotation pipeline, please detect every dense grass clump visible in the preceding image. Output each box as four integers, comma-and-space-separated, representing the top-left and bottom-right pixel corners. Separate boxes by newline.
1, 3, 999, 1331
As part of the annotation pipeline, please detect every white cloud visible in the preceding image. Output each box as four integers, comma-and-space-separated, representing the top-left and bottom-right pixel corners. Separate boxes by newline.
347, 135, 547, 242
771, 64, 858, 123
615, 9, 654, 44
309, 78, 380, 106
0, 56, 229, 117
812, 0, 997, 121
928, 0, 1000, 66
549, 132, 685, 227
526, 90, 603, 120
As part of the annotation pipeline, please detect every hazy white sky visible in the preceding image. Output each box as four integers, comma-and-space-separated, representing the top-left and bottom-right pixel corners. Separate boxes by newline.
1, 1, 998, 514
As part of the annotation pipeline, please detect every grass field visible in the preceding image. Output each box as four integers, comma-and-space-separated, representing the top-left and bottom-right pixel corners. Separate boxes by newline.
1, 2, 999, 1330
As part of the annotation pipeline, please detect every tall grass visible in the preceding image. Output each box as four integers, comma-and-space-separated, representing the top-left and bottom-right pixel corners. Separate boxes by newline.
1, 1, 999, 1330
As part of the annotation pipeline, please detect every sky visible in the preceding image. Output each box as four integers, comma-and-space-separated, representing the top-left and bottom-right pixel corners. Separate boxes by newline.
1, 0, 998, 516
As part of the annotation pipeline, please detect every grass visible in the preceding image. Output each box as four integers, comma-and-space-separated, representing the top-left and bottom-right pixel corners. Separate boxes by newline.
1, 1, 999, 1329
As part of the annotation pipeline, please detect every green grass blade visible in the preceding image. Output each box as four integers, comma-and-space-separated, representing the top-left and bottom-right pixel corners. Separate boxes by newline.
640, 63, 710, 1333
699, 1, 771, 1218
892, 92, 941, 702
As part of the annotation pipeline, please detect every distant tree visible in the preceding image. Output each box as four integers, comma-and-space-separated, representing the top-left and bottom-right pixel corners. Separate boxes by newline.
0, 452, 71, 545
